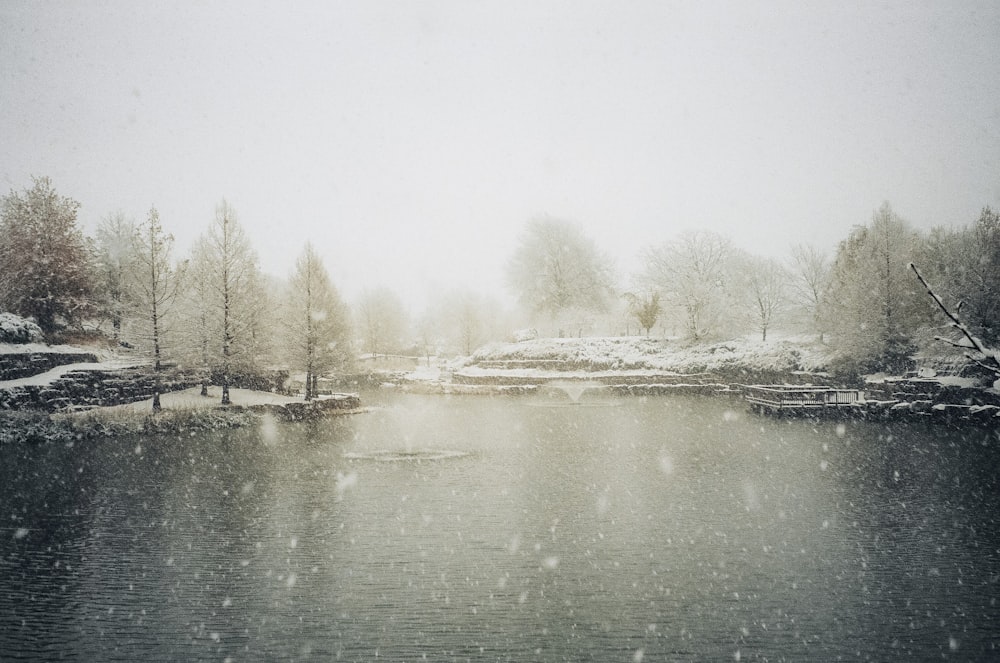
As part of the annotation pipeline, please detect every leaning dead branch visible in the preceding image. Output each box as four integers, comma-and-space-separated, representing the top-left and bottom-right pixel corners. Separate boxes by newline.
909, 262, 1000, 377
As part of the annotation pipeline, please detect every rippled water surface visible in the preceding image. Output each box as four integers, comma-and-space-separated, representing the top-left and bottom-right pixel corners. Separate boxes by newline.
2, 391, 999, 661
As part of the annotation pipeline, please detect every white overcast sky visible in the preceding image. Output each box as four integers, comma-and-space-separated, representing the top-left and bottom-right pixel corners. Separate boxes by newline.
2, 1, 999, 310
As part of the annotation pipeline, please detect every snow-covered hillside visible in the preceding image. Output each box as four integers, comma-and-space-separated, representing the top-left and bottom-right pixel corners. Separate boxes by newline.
464, 336, 833, 376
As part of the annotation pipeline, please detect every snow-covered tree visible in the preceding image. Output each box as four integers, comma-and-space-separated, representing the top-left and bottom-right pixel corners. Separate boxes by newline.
506, 217, 615, 322
191, 201, 268, 404
918, 207, 1000, 347
355, 288, 407, 358
910, 262, 1000, 380
129, 206, 183, 411
824, 203, 927, 373
94, 211, 138, 341
177, 238, 215, 396
285, 243, 351, 399
0, 177, 95, 336
642, 230, 732, 341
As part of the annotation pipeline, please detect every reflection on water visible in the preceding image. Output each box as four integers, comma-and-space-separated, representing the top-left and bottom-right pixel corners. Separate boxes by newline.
1, 392, 998, 661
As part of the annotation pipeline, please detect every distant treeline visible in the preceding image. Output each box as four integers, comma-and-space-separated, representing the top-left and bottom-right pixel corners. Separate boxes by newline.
1, 177, 998, 382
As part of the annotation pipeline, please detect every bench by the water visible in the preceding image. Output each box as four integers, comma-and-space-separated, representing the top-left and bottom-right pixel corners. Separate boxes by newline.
743, 385, 864, 415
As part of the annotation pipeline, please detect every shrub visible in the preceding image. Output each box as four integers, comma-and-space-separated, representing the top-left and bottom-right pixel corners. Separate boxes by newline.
0, 312, 44, 344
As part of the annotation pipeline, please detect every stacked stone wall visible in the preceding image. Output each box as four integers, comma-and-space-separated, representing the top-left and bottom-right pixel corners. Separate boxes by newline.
0, 352, 98, 381
0, 368, 203, 412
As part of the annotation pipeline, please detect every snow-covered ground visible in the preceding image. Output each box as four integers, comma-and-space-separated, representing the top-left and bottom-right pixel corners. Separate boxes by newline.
0, 342, 105, 355
109, 386, 306, 412
454, 335, 833, 377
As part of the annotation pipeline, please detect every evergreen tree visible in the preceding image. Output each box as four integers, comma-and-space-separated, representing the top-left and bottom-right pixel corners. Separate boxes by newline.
0, 177, 94, 336
824, 203, 927, 373
624, 291, 662, 336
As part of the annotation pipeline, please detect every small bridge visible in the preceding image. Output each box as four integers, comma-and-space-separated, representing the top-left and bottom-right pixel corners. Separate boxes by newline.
743, 385, 864, 415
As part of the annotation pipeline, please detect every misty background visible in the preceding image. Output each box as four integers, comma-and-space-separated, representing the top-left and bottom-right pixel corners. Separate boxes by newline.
3, 1, 999, 311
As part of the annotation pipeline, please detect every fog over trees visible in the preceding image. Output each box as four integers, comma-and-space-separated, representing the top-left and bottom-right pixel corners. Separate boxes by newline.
284, 243, 351, 400
642, 231, 733, 341
355, 287, 407, 359
1, 175, 999, 389
93, 211, 137, 342
506, 216, 616, 333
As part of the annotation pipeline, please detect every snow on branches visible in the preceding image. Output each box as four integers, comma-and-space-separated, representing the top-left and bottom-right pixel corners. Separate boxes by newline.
909, 262, 1000, 378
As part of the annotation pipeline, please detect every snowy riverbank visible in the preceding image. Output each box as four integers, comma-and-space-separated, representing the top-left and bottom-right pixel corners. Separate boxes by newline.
392, 336, 1000, 423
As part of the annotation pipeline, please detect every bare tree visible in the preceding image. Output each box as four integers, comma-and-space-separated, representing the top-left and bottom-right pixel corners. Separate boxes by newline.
910, 262, 1000, 379
738, 255, 787, 342
129, 206, 182, 411
506, 217, 615, 321
642, 230, 731, 341
285, 242, 351, 399
355, 288, 407, 359
788, 243, 831, 342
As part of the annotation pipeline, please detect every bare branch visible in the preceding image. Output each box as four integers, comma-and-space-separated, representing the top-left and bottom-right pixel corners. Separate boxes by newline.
911, 262, 1000, 376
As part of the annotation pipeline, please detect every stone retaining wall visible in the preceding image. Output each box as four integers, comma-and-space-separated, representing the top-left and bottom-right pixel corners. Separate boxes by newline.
0, 368, 203, 412
0, 352, 98, 381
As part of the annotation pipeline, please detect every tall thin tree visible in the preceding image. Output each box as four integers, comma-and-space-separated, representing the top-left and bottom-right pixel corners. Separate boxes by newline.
130, 206, 181, 411
195, 201, 266, 405
286, 243, 350, 400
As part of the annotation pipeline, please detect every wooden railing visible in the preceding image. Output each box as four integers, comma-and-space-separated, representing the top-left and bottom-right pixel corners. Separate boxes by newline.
743, 385, 863, 412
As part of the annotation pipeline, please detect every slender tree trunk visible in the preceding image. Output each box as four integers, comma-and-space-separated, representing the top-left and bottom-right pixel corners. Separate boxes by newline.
221, 214, 231, 406
151, 313, 162, 412
151, 249, 162, 412
200, 319, 209, 396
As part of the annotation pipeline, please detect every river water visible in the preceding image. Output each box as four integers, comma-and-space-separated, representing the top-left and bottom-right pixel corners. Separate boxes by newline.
1, 391, 998, 661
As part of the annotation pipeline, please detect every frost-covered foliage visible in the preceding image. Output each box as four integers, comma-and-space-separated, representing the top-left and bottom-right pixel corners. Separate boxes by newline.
823, 204, 927, 373
0, 407, 259, 445
470, 336, 830, 375
506, 217, 615, 316
641, 231, 734, 341
0, 177, 95, 335
0, 312, 45, 344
